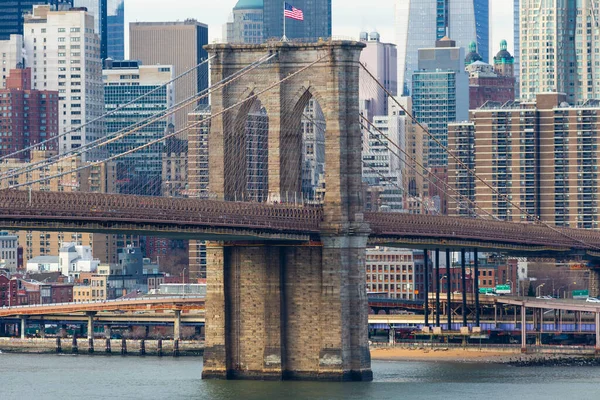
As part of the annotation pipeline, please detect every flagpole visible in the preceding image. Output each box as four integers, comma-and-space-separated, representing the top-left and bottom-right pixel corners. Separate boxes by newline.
282, 1, 288, 41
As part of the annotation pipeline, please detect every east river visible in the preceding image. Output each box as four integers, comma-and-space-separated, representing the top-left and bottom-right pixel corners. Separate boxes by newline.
2, 353, 600, 399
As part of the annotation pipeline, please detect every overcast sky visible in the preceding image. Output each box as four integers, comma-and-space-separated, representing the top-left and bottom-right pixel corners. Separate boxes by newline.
123, 0, 514, 57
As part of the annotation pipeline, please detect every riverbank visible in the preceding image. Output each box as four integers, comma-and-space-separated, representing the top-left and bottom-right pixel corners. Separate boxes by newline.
371, 346, 521, 363
370, 346, 600, 364
0, 337, 203, 356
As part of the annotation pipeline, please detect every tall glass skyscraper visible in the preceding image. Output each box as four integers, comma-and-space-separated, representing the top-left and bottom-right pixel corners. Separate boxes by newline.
73, 0, 106, 58
412, 38, 469, 167
395, 0, 489, 95
0, 0, 72, 40
73, 0, 124, 59
103, 60, 174, 196
263, 0, 331, 42
106, 0, 124, 59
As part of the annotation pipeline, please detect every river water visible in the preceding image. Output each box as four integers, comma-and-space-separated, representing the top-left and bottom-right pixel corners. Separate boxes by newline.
2, 353, 600, 399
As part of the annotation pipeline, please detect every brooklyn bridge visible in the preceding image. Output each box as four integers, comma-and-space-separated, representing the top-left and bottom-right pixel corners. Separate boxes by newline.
1, 40, 600, 381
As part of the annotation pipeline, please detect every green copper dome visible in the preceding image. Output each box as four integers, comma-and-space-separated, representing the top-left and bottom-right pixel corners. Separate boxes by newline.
494, 40, 514, 65
234, 0, 264, 10
465, 41, 483, 66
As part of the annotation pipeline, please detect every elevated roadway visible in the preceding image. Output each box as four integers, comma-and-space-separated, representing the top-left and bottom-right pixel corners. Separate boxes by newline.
0, 296, 205, 317
0, 190, 600, 258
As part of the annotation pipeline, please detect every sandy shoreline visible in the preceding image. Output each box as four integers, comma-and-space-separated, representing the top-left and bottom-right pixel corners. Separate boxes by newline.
370, 347, 529, 363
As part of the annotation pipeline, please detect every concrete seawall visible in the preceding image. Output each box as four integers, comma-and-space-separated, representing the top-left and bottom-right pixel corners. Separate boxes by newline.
0, 338, 204, 356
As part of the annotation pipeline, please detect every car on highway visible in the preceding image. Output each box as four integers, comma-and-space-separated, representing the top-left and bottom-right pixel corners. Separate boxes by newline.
536, 296, 553, 299
585, 297, 600, 303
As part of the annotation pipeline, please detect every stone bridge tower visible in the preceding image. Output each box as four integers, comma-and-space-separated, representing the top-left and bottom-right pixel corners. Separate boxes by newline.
202, 41, 372, 381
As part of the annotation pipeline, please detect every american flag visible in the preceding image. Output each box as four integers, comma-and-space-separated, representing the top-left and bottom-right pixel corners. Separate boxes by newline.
284, 2, 304, 21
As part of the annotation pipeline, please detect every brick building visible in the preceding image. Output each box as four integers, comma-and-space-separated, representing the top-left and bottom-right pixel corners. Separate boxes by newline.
20, 280, 73, 304
466, 40, 515, 110
0, 67, 59, 159
0, 273, 18, 307
365, 247, 426, 301
450, 92, 600, 228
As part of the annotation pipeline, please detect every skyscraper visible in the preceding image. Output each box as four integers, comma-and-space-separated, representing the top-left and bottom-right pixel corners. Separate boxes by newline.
263, 0, 331, 42
72, 1, 106, 59
223, 0, 264, 44
520, 0, 600, 103
0, 0, 72, 40
106, 0, 124, 59
451, 93, 600, 229
24, 5, 104, 156
395, 0, 489, 95
73, 0, 123, 60
103, 60, 174, 196
411, 37, 469, 167
0, 68, 59, 159
513, 0, 520, 98
358, 32, 398, 121
0, 34, 24, 89
130, 20, 209, 134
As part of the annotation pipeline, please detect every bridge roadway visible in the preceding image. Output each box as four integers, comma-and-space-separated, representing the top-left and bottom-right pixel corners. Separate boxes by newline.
0, 190, 600, 257
0, 296, 205, 317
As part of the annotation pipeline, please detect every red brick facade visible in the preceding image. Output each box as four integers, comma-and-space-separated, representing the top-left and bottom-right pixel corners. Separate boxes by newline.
0, 68, 59, 159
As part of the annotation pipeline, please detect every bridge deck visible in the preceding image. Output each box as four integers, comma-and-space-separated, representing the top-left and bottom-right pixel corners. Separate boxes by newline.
0, 190, 599, 256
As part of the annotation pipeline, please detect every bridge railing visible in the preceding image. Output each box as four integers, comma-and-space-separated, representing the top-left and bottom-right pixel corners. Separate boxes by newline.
0, 189, 324, 232
366, 212, 600, 250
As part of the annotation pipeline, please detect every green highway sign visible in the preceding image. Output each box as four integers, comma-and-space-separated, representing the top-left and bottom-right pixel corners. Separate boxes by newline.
496, 284, 511, 294
572, 290, 589, 299
479, 287, 495, 294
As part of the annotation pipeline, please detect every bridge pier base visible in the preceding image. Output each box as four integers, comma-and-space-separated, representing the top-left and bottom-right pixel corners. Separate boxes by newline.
87, 312, 96, 339
202, 239, 372, 382
20, 316, 27, 339
173, 310, 181, 340
39, 319, 45, 339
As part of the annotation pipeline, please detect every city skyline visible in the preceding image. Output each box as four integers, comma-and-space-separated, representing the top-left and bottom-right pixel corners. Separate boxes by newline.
120, 0, 513, 57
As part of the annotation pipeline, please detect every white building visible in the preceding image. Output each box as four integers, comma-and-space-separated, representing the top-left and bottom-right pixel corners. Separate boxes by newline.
0, 232, 19, 273
59, 242, 99, 278
23, 5, 104, 157
359, 31, 398, 122
519, 0, 600, 103
362, 100, 406, 211
0, 34, 24, 89
26, 256, 60, 273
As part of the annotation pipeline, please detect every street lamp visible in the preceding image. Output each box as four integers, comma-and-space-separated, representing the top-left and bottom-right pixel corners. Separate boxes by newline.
440, 275, 448, 293
567, 282, 577, 298
536, 283, 545, 298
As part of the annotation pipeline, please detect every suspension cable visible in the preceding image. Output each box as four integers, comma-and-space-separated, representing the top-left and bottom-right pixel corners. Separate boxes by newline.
360, 63, 600, 251
12, 53, 329, 190
0, 56, 215, 162
0, 54, 275, 183
359, 116, 497, 219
